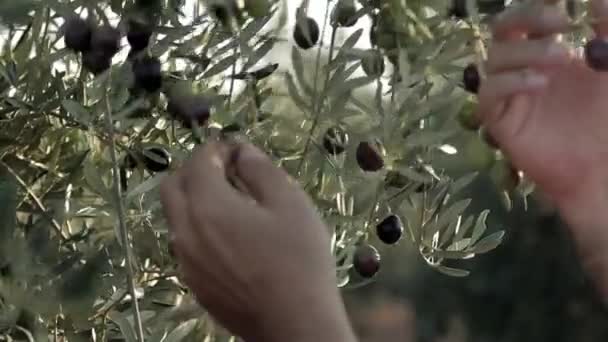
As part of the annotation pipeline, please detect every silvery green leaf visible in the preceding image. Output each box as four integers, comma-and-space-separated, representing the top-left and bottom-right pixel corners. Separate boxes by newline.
244, 37, 277, 70
113, 97, 148, 121
291, 46, 314, 96
107, 311, 137, 342
241, 16, 273, 42
285, 73, 310, 114
453, 214, 475, 242
403, 129, 458, 148
470, 230, 505, 254
430, 249, 474, 260
450, 172, 479, 194
164, 319, 198, 342
447, 237, 471, 251
328, 76, 374, 99
430, 199, 471, 235
62, 100, 91, 125
0, 174, 17, 245
148, 330, 168, 342
83, 161, 110, 202
470, 209, 490, 245
438, 215, 461, 248
202, 54, 238, 79
338, 28, 363, 54
435, 265, 470, 277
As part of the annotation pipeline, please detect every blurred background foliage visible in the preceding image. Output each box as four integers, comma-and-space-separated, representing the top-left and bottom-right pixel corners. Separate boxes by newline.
0, 0, 606, 341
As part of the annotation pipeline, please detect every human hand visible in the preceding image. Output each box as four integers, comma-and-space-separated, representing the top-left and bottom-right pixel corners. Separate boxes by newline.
478, 0, 608, 299
159, 141, 356, 341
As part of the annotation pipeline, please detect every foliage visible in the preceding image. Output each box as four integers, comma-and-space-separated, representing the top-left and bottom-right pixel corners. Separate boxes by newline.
0, 0, 563, 340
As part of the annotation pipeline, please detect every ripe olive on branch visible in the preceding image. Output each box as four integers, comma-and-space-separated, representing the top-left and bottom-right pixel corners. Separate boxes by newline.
353, 244, 381, 278
356, 141, 385, 172
293, 17, 320, 50
322, 127, 349, 156
376, 214, 403, 245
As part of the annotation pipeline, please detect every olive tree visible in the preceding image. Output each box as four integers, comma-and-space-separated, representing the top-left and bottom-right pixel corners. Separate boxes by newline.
0, 0, 599, 340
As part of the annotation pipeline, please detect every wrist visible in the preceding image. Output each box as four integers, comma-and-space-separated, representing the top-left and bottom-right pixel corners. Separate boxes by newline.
554, 177, 608, 302
250, 285, 356, 342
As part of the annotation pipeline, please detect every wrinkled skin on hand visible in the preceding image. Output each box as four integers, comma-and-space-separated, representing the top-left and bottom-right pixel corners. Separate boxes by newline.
477, 0, 608, 299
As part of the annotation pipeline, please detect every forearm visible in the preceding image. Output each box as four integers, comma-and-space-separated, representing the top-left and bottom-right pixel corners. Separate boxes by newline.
555, 178, 608, 302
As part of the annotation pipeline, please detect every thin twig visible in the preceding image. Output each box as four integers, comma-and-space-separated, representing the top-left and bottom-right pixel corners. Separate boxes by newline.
0, 160, 70, 242
228, 43, 239, 111
296, 6, 334, 175
102, 73, 145, 342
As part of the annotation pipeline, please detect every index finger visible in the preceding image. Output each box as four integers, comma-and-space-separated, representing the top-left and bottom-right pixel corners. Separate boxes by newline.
181, 141, 252, 214
491, 2, 570, 41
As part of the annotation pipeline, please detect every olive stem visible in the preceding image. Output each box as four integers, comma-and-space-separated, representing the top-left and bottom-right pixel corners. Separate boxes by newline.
249, 80, 261, 124
467, 8, 487, 78
295, 10, 335, 176
191, 121, 203, 145
227, 44, 239, 111
102, 73, 145, 342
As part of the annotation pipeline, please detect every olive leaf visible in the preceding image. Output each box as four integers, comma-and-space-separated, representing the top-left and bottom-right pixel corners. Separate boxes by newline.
61, 100, 91, 126
164, 319, 198, 342
108, 311, 138, 342
469, 230, 505, 254
435, 265, 470, 277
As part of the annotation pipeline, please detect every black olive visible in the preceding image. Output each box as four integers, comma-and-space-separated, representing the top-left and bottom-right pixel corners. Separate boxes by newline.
63, 17, 93, 52
293, 17, 320, 50
585, 38, 608, 71
449, 0, 468, 19
127, 18, 153, 52
353, 244, 381, 278
463, 63, 480, 94
356, 141, 384, 172
322, 127, 349, 155
167, 93, 212, 128
82, 50, 112, 75
142, 147, 171, 173
376, 215, 403, 245
332, 2, 358, 27
132, 56, 162, 92
91, 25, 121, 58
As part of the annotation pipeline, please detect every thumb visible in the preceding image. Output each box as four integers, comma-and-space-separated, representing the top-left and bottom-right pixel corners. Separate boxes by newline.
232, 143, 300, 209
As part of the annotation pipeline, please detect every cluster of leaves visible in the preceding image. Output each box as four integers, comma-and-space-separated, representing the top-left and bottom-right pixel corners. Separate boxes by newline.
0, 0, 551, 340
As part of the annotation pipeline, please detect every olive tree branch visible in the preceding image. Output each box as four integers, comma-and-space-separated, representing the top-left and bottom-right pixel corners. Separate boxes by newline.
102, 73, 145, 342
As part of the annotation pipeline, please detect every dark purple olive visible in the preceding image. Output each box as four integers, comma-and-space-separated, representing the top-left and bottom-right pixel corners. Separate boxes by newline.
353, 244, 381, 278
167, 94, 212, 128
91, 25, 121, 58
63, 17, 93, 52
293, 17, 320, 50
585, 38, 608, 71
127, 18, 153, 51
322, 127, 349, 155
142, 146, 171, 173
133, 56, 162, 92
356, 141, 384, 172
376, 215, 403, 245
82, 50, 112, 75
463, 63, 480, 93
449, 0, 468, 19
